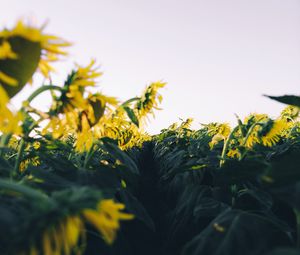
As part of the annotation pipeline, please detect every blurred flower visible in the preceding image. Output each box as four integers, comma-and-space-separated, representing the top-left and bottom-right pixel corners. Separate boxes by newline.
0, 20, 70, 79
208, 123, 231, 149
244, 113, 268, 126
136, 81, 166, 119
260, 119, 287, 147
72, 59, 101, 87
227, 148, 241, 158
0, 86, 23, 135
280, 105, 299, 121
41, 216, 84, 255
0, 40, 18, 59
0, 71, 18, 86
55, 60, 102, 115
75, 113, 94, 152
83, 199, 134, 245
42, 117, 66, 139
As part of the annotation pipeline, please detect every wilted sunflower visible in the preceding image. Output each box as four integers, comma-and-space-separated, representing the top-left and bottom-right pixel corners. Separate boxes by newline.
135, 81, 166, 119
0, 20, 70, 98
83, 199, 134, 245
0, 86, 23, 135
21, 199, 134, 255
208, 123, 231, 149
259, 119, 287, 147
52, 60, 103, 115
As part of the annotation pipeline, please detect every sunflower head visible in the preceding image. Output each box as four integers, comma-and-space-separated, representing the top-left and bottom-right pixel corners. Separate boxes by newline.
280, 105, 299, 121
52, 60, 102, 115
259, 119, 287, 147
135, 81, 166, 119
0, 20, 70, 98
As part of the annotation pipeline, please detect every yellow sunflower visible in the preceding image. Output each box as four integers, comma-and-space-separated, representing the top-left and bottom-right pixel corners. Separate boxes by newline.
0, 20, 70, 98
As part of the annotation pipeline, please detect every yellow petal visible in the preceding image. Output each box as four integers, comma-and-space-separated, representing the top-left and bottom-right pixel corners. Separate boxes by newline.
0, 71, 18, 86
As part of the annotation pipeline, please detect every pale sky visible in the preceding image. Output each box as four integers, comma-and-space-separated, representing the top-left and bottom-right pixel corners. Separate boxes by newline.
2, 0, 300, 133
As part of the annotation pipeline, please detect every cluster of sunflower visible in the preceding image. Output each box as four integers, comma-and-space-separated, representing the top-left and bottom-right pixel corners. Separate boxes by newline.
151, 110, 300, 255
2, 19, 300, 255
0, 20, 166, 255
0, 20, 166, 156
205, 106, 299, 164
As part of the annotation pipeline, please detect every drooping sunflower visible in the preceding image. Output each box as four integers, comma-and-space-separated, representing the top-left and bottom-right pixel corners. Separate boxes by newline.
0, 20, 70, 98
208, 123, 231, 149
22, 199, 134, 255
82, 199, 134, 245
135, 81, 166, 120
259, 119, 288, 147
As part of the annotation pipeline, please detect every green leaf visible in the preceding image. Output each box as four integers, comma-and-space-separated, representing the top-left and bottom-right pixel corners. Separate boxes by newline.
264, 248, 300, 255
0, 157, 13, 177
88, 95, 106, 126
182, 209, 292, 255
0, 179, 47, 201
261, 148, 300, 188
265, 95, 300, 108
0, 36, 41, 98
118, 189, 155, 231
215, 159, 267, 186
123, 106, 139, 127
101, 141, 139, 174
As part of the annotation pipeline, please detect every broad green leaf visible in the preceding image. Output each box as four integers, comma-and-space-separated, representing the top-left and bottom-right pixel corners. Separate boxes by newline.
123, 106, 139, 127
235, 188, 273, 212
215, 159, 267, 186
265, 95, 300, 108
102, 141, 139, 174
265, 248, 300, 255
261, 148, 300, 187
88, 95, 105, 126
165, 185, 229, 253
118, 189, 155, 231
182, 209, 292, 255
0, 179, 47, 201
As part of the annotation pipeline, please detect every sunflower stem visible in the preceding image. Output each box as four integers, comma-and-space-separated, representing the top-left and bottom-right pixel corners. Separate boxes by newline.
242, 122, 261, 147
26, 85, 63, 103
220, 126, 239, 167
0, 133, 12, 156
238, 122, 264, 160
83, 145, 96, 169
13, 138, 25, 178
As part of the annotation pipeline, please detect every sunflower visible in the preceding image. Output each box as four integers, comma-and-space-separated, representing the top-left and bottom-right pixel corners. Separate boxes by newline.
260, 119, 287, 147
0, 86, 23, 135
135, 81, 166, 119
21, 199, 134, 255
53, 60, 102, 115
0, 20, 70, 98
0, 20, 70, 76
280, 105, 299, 121
83, 199, 134, 245
208, 123, 231, 149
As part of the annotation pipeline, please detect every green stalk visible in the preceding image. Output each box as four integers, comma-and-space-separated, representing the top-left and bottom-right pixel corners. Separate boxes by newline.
220, 126, 239, 167
238, 122, 263, 160
83, 145, 96, 169
120, 97, 140, 107
0, 133, 12, 156
13, 139, 26, 178
241, 122, 261, 147
26, 85, 63, 103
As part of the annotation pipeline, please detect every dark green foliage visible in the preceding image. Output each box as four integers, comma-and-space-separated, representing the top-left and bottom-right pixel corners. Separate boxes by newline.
266, 95, 300, 108
1, 120, 300, 254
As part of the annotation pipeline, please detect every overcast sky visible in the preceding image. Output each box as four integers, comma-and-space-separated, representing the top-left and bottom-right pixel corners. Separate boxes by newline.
2, 0, 300, 133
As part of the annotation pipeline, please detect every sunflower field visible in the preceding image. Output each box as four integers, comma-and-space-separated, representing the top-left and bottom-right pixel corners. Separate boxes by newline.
0, 21, 300, 255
